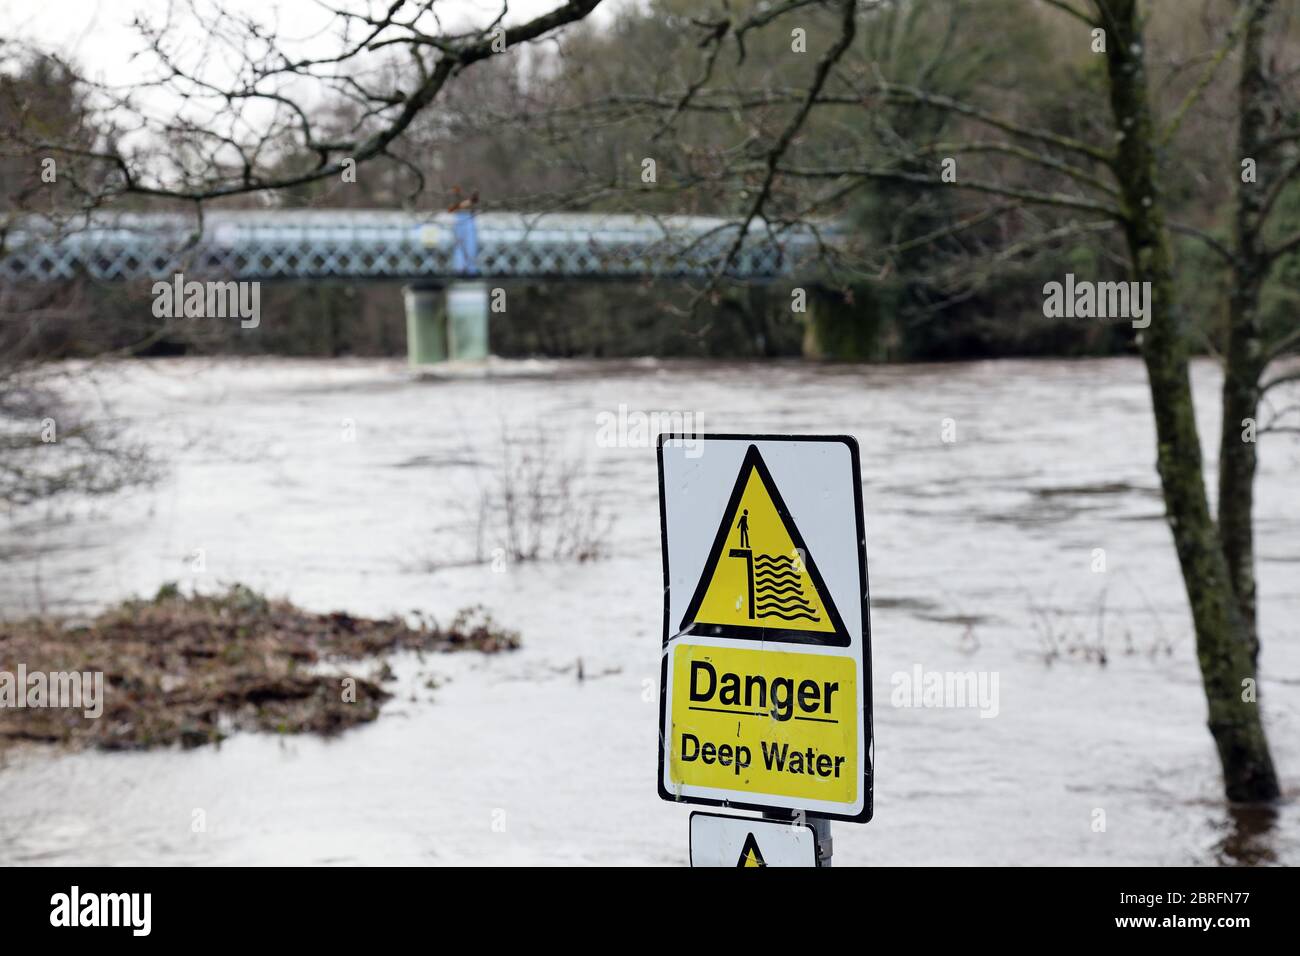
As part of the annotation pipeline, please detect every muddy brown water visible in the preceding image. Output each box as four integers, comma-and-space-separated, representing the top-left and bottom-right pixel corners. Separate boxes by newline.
1, 356, 1297, 864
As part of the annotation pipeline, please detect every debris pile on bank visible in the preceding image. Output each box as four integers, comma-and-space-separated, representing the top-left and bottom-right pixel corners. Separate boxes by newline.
0, 584, 519, 750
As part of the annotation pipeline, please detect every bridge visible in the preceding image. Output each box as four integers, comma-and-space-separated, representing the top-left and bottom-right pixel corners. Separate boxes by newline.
0, 210, 842, 364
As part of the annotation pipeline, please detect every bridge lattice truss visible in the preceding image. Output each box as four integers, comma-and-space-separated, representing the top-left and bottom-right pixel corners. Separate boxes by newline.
0, 211, 839, 283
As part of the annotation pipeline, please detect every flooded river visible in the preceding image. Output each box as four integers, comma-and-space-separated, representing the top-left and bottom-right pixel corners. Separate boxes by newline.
1, 356, 1297, 865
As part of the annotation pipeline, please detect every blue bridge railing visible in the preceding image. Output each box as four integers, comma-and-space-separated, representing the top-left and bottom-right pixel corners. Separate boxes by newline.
0, 210, 841, 283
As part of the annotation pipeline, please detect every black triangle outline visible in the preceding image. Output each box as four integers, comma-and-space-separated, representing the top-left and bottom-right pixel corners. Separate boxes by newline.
679, 444, 850, 647
737, 831, 767, 867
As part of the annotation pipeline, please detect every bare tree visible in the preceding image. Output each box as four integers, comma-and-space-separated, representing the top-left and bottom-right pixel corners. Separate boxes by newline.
0, 53, 155, 507
1, 3, 610, 511
524, 0, 1291, 802
13, 0, 603, 204
1217, 0, 1300, 671
7, 0, 1296, 802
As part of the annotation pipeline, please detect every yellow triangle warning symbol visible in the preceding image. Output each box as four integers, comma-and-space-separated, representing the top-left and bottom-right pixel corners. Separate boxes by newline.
737, 832, 767, 867
680, 445, 850, 647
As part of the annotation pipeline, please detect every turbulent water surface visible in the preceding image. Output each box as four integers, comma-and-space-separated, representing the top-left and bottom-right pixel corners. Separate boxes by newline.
1, 356, 1297, 865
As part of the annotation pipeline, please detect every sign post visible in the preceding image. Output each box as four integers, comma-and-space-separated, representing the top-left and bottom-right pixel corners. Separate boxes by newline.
657, 434, 872, 865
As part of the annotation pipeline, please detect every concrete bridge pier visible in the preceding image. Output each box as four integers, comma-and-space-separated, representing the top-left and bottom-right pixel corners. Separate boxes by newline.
403, 285, 446, 365
800, 283, 888, 361
446, 281, 490, 361
403, 281, 490, 366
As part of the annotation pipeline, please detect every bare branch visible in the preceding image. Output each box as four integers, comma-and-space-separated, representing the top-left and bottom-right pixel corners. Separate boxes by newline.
1036, 0, 1100, 27
1264, 228, 1300, 263
1158, 0, 1260, 148
712, 0, 859, 282
1167, 221, 1235, 264
52, 0, 604, 203
775, 163, 1125, 218
869, 82, 1115, 166
915, 141, 1118, 195
1261, 367, 1300, 394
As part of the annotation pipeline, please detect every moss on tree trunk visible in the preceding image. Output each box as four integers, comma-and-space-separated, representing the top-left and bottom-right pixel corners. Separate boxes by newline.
1217, 0, 1275, 667
1100, 0, 1278, 802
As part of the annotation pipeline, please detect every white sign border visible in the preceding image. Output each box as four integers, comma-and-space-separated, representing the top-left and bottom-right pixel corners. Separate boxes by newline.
656, 433, 874, 824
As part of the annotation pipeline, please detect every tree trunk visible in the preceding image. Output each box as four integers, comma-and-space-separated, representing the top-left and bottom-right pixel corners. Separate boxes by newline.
1218, 0, 1274, 666
1099, 0, 1279, 802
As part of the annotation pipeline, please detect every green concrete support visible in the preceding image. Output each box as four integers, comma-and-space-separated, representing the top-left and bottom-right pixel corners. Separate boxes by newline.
404, 281, 490, 366
404, 285, 447, 367
447, 281, 490, 361
801, 283, 891, 361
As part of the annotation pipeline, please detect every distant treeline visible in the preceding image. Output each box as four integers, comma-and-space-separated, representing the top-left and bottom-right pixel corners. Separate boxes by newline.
3, 0, 1290, 362
22, 276, 1149, 361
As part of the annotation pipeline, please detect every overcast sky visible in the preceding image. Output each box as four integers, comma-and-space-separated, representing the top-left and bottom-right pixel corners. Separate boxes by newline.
1, 0, 626, 85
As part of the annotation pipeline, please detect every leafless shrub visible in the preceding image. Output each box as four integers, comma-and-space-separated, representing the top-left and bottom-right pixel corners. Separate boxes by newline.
1024, 581, 1176, 667
473, 424, 613, 564
0, 360, 155, 510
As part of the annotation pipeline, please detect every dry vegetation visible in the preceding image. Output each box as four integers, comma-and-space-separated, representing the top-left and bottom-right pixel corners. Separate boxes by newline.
0, 584, 519, 751
477, 426, 613, 564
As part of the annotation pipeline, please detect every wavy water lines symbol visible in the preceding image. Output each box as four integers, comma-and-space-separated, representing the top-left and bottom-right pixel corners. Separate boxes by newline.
752, 553, 820, 622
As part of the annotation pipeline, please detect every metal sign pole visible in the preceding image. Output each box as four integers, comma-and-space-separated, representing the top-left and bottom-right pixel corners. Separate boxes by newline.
810, 817, 832, 868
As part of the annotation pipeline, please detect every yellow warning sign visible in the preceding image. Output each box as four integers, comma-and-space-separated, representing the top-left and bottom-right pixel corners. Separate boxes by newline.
659, 434, 872, 821
680, 445, 849, 647
668, 643, 858, 805
738, 832, 766, 867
